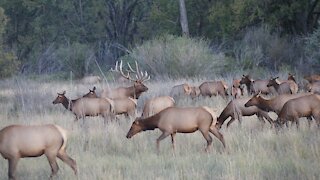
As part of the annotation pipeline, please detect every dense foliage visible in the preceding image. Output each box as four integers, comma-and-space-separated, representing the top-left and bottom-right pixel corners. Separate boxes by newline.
0, 0, 319, 78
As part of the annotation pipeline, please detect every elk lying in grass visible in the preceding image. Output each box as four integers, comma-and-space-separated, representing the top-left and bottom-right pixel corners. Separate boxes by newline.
198, 81, 229, 98
0, 124, 77, 179
101, 61, 150, 99
106, 97, 137, 119
126, 106, 226, 152
216, 97, 273, 129
53, 91, 113, 124
267, 77, 292, 95
169, 83, 192, 99
141, 96, 175, 118
240, 75, 274, 95
82, 86, 98, 98
81, 75, 102, 84
275, 94, 320, 128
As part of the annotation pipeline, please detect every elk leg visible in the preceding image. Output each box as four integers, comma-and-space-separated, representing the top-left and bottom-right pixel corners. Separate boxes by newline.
8, 158, 19, 180
259, 111, 274, 126
156, 132, 170, 153
199, 130, 212, 152
171, 133, 176, 151
226, 117, 236, 128
45, 153, 59, 179
57, 151, 78, 175
209, 126, 226, 148
307, 116, 313, 128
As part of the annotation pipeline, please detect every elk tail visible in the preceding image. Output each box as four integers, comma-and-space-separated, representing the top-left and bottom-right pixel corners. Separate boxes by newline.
53, 125, 68, 151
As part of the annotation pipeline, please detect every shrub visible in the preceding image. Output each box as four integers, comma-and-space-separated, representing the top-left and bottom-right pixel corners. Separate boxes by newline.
123, 35, 225, 79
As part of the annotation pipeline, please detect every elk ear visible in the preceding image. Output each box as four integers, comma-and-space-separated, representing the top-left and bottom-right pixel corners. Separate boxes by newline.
93, 86, 96, 91
257, 91, 261, 97
62, 90, 66, 95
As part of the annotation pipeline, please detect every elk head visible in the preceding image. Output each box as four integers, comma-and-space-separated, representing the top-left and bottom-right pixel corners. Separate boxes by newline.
115, 60, 150, 98
83, 87, 97, 98
245, 91, 261, 107
126, 118, 144, 138
52, 91, 67, 104
240, 75, 253, 85
267, 77, 280, 87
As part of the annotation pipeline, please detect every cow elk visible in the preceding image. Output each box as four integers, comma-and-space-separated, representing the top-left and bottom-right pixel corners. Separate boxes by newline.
52, 91, 113, 124
307, 81, 320, 94
107, 97, 137, 119
275, 94, 320, 128
0, 124, 77, 179
231, 79, 244, 98
141, 96, 175, 118
82, 86, 98, 98
216, 97, 273, 129
169, 83, 192, 99
101, 61, 150, 99
198, 81, 229, 98
240, 75, 274, 95
267, 77, 292, 95
304, 74, 320, 83
126, 106, 225, 152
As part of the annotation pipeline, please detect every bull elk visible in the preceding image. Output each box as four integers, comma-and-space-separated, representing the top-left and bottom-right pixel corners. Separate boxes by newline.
141, 96, 175, 118
52, 91, 113, 124
198, 80, 229, 98
0, 124, 77, 179
216, 97, 273, 129
126, 106, 225, 152
275, 94, 320, 128
101, 61, 150, 99
82, 86, 98, 98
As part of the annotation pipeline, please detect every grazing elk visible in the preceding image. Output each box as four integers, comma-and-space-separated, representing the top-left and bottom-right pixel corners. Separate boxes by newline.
216, 97, 274, 129
101, 61, 150, 99
80, 75, 102, 84
0, 124, 77, 180
107, 97, 137, 119
198, 80, 229, 98
52, 91, 113, 124
267, 77, 292, 95
126, 106, 226, 152
82, 86, 98, 98
141, 96, 175, 118
275, 94, 320, 128
169, 83, 192, 99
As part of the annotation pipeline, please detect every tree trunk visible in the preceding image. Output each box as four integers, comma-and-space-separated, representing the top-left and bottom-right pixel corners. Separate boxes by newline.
178, 0, 189, 37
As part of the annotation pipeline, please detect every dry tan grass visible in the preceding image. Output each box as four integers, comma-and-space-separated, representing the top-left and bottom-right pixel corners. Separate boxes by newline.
0, 77, 320, 180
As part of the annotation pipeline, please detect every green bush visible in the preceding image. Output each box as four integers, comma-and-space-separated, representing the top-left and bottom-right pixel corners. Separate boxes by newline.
124, 35, 225, 79
0, 51, 19, 78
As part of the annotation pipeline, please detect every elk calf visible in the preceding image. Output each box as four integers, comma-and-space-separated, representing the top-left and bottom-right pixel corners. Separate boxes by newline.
0, 124, 77, 179
198, 81, 228, 98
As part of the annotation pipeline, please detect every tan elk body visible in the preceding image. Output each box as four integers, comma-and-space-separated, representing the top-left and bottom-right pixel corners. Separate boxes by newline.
276, 94, 320, 128
141, 96, 175, 118
0, 124, 77, 179
126, 106, 225, 152
198, 81, 228, 98
216, 97, 273, 129
53, 91, 113, 124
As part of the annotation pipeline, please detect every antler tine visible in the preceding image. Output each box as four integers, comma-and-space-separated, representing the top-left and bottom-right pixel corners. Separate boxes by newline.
135, 61, 143, 79
119, 60, 136, 81
110, 61, 119, 72
142, 71, 151, 82
127, 62, 136, 73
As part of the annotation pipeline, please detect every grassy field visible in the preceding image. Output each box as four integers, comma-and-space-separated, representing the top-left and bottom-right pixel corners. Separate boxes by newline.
0, 77, 320, 180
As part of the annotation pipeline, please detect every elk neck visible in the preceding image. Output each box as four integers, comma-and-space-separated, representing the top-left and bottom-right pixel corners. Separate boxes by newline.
255, 97, 275, 112
61, 96, 74, 111
139, 115, 159, 131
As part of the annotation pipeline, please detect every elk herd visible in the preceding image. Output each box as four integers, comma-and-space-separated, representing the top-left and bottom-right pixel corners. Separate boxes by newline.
1, 60, 320, 179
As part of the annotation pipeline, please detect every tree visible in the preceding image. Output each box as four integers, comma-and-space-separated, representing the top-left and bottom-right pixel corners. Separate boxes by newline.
178, 0, 189, 36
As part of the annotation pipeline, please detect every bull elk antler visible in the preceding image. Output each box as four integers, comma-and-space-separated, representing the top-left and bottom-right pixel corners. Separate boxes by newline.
112, 60, 150, 82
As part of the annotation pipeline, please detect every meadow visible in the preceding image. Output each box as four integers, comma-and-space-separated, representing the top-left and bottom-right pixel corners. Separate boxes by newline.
0, 77, 319, 180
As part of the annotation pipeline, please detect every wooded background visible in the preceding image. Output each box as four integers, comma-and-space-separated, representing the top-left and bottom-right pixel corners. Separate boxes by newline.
0, 0, 320, 78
